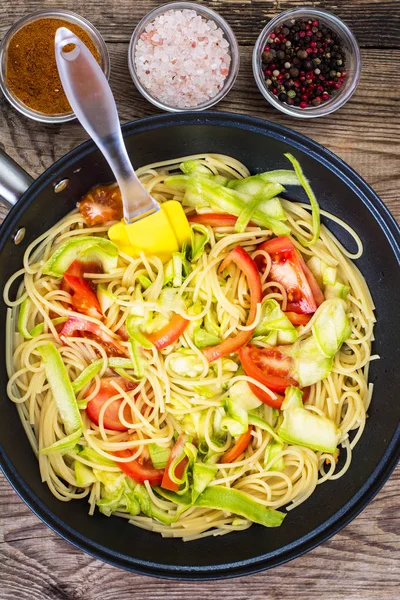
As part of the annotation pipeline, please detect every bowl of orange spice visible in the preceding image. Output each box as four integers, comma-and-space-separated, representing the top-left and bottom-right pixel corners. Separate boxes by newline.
0, 9, 110, 123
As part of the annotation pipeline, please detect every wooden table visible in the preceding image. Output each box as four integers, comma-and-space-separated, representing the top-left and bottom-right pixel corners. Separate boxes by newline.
0, 1, 399, 597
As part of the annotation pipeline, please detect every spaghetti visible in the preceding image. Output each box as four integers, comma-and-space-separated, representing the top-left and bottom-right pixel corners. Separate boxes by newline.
4, 154, 376, 540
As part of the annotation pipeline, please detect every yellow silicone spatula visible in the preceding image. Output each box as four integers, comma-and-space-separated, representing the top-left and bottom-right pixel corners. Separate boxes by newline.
55, 27, 191, 262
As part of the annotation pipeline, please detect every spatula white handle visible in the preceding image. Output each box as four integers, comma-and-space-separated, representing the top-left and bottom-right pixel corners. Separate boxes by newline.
55, 27, 159, 223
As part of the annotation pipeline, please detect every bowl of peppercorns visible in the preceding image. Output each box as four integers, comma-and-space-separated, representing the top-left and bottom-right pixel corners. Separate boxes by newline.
253, 7, 361, 118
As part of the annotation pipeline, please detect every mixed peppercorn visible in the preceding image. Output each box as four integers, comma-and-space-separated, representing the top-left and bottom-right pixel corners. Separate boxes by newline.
261, 18, 347, 109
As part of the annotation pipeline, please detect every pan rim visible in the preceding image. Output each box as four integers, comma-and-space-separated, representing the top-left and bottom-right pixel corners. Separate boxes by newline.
0, 112, 399, 579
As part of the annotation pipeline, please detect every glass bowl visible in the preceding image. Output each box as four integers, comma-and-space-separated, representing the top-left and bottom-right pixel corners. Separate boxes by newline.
128, 2, 240, 112
253, 7, 361, 118
0, 9, 110, 124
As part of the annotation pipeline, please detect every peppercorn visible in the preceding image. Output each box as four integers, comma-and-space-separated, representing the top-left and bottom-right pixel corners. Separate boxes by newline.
262, 50, 274, 62
260, 16, 347, 109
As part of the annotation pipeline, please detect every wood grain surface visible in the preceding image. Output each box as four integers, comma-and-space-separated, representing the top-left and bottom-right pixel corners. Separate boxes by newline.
0, 0, 399, 597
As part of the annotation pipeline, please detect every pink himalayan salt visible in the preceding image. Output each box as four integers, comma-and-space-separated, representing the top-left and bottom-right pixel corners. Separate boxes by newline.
134, 9, 231, 108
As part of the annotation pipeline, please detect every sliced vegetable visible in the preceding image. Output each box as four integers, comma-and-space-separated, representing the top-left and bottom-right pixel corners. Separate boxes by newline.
29, 316, 68, 338
264, 440, 285, 471
63, 273, 102, 320
194, 486, 285, 527
227, 170, 300, 191
257, 236, 321, 314
278, 386, 341, 453
169, 350, 206, 378
161, 434, 190, 492
18, 298, 33, 339
114, 449, 164, 486
138, 275, 152, 290
235, 194, 287, 234
254, 299, 298, 344
37, 342, 82, 435
78, 447, 117, 468
60, 317, 126, 356
180, 160, 213, 176
222, 380, 262, 435
79, 184, 123, 226
42, 236, 118, 277
191, 463, 218, 502
188, 213, 241, 228
86, 377, 135, 431
324, 281, 350, 300
148, 443, 171, 469
75, 461, 97, 486
39, 428, 82, 455
312, 299, 351, 358
284, 312, 311, 326
72, 360, 104, 392
97, 284, 116, 313
284, 153, 320, 247
290, 336, 333, 387
203, 246, 262, 362
147, 314, 189, 350
239, 344, 297, 398
221, 426, 253, 463
193, 328, 221, 349
169, 175, 290, 235
190, 223, 210, 262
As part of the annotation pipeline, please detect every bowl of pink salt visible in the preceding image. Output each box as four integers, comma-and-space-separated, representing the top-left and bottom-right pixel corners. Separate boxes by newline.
129, 2, 239, 112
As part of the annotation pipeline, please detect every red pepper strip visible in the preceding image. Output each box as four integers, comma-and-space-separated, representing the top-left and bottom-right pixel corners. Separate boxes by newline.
114, 448, 164, 486
63, 273, 102, 320
188, 213, 256, 228
284, 312, 312, 326
147, 314, 189, 350
221, 426, 253, 464
161, 434, 190, 492
203, 246, 262, 363
60, 316, 127, 356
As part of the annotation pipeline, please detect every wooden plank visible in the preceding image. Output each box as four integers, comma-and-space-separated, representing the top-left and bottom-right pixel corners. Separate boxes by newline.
0, 0, 399, 48
1, 46, 399, 222
0, 467, 399, 599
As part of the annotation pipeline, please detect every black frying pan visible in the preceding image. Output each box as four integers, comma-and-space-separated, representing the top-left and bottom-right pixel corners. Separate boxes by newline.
0, 113, 399, 579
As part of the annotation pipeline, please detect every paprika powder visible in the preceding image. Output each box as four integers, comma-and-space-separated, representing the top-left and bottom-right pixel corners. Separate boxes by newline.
6, 18, 100, 115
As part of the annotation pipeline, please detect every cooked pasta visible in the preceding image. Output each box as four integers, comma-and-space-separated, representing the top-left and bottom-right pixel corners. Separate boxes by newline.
4, 153, 376, 540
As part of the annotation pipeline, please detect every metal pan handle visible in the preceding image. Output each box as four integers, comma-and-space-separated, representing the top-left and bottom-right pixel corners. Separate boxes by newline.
0, 147, 34, 208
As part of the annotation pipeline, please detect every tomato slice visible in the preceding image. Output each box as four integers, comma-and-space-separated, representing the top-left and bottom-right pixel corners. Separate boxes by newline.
86, 377, 135, 431
203, 246, 262, 362
79, 184, 123, 226
298, 255, 325, 307
188, 213, 256, 228
60, 317, 126, 356
258, 236, 322, 314
239, 345, 297, 396
147, 314, 189, 350
114, 448, 164, 486
161, 434, 189, 492
284, 311, 312, 326
221, 426, 253, 463
63, 273, 102, 320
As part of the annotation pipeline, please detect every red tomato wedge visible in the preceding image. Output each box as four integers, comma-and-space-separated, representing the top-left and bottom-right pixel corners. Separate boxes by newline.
203, 246, 262, 362
79, 184, 123, 226
284, 311, 312, 326
257, 236, 323, 314
239, 345, 297, 396
298, 255, 325, 307
161, 434, 189, 492
188, 213, 256, 228
86, 377, 135, 431
60, 316, 127, 356
221, 426, 253, 463
114, 448, 164, 486
63, 273, 102, 320
147, 314, 189, 350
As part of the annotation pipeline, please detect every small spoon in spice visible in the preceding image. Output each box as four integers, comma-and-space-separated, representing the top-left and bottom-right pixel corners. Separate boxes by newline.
55, 27, 191, 260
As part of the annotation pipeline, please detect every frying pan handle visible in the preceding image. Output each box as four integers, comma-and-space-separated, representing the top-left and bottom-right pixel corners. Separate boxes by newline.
0, 147, 34, 208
